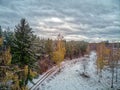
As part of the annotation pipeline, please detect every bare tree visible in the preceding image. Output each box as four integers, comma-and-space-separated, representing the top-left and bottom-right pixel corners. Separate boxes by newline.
110, 43, 115, 88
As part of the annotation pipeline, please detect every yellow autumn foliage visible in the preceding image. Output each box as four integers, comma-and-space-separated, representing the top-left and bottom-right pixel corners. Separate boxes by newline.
30, 69, 37, 78
21, 86, 28, 90
11, 74, 20, 90
0, 70, 13, 85
52, 50, 64, 66
104, 48, 111, 56
0, 37, 3, 45
52, 36, 66, 67
2, 47, 12, 65
5, 71, 13, 81
97, 57, 104, 70
24, 65, 28, 76
24, 65, 37, 78
96, 42, 112, 71
96, 42, 106, 71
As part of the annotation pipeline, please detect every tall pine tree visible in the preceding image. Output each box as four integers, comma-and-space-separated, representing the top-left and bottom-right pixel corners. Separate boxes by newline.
12, 19, 36, 66
45, 38, 53, 60
12, 19, 36, 88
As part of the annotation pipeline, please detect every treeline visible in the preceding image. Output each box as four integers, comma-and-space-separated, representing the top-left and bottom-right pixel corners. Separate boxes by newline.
0, 19, 88, 89
35, 38, 88, 73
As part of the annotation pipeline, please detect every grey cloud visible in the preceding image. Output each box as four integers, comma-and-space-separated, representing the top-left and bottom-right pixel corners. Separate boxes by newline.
0, 0, 120, 41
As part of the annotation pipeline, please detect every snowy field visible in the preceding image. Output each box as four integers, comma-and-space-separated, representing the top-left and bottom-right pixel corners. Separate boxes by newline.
29, 51, 120, 90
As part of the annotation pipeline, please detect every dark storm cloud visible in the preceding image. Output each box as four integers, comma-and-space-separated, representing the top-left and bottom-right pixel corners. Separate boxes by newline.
0, 0, 120, 42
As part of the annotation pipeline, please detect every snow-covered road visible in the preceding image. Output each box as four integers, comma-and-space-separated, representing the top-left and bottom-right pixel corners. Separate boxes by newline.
29, 51, 120, 90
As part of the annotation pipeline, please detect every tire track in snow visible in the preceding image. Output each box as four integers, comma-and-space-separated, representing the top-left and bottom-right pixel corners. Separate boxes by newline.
29, 66, 59, 90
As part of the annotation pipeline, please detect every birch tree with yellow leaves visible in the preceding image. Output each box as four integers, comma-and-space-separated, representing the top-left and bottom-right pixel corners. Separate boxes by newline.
52, 34, 66, 71
96, 42, 111, 82
96, 43, 104, 76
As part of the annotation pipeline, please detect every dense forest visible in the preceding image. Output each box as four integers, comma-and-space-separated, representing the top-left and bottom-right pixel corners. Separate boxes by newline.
0, 19, 89, 90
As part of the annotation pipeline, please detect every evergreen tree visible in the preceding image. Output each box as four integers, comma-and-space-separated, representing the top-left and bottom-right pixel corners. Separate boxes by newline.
45, 38, 53, 60
12, 19, 35, 66
0, 26, 3, 45
3, 27, 14, 48
65, 41, 74, 59
0, 26, 2, 38
12, 18, 37, 88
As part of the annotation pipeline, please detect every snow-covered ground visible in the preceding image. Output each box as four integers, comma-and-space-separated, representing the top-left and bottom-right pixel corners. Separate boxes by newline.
29, 51, 120, 90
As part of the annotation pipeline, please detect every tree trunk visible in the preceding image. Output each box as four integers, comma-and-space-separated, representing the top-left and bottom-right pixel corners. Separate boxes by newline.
25, 66, 30, 86
116, 66, 117, 82
111, 66, 114, 88
98, 69, 101, 82
115, 60, 118, 82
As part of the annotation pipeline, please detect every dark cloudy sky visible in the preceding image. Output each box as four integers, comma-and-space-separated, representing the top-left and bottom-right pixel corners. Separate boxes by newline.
0, 0, 120, 42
